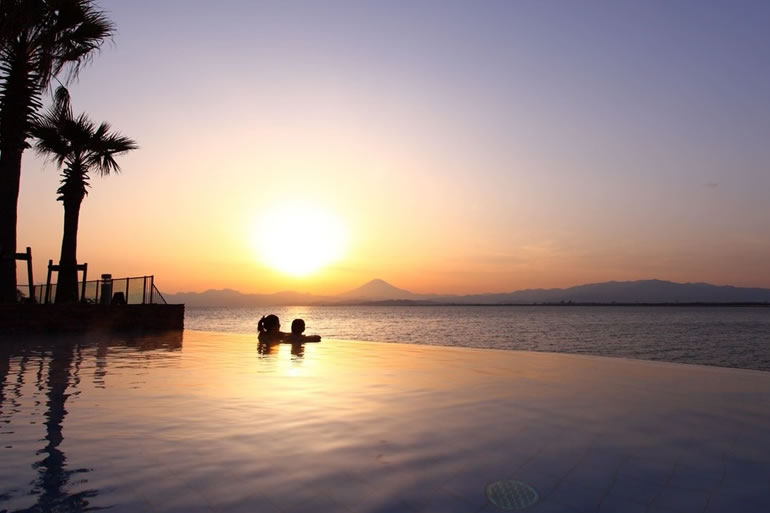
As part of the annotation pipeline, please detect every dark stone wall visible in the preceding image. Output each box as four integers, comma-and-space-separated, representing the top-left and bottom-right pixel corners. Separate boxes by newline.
0, 304, 184, 334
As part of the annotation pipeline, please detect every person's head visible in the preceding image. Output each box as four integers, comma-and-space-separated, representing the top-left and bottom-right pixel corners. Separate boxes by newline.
258, 314, 280, 334
290, 318, 305, 335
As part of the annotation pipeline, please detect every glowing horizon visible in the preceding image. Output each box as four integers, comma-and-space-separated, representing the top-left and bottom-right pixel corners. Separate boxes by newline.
14, 1, 770, 295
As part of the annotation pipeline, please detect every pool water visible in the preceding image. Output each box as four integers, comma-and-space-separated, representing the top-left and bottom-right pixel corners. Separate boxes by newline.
1, 331, 769, 512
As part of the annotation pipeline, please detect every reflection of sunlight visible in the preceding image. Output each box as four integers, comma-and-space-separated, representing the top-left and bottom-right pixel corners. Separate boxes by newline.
253, 202, 347, 276
276, 344, 308, 377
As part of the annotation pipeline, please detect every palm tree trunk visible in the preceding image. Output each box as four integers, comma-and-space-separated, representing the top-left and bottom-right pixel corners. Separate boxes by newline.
55, 197, 83, 303
0, 147, 23, 303
0, 52, 34, 303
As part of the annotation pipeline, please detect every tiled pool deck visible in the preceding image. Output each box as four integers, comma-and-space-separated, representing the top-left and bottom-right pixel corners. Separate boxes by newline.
1, 331, 769, 512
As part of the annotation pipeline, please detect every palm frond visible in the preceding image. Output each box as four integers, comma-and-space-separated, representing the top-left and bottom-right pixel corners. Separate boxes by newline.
31, 123, 70, 167
30, 88, 137, 196
1, 0, 114, 91
48, 0, 115, 83
87, 124, 138, 176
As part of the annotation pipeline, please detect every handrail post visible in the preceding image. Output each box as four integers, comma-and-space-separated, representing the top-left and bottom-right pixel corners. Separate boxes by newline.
125, 278, 130, 304
45, 260, 53, 304
80, 263, 88, 302
149, 275, 154, 304
26, 247, 34, 301
142, 276, 148, 304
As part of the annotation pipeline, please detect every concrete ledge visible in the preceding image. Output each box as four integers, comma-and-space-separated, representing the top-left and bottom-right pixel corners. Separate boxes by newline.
0, 304, 184, 333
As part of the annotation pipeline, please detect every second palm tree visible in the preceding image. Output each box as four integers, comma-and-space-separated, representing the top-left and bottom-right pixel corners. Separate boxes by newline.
33, 87, 137, 303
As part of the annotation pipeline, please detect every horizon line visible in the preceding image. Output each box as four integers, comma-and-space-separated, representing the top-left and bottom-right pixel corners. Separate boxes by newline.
166, 277, 770, 297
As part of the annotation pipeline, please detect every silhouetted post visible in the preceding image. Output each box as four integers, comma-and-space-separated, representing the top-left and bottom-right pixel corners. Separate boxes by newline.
25, 247, 33, 299
45, 260, 56, 304
79, 263, 87, 302
12, 246, 34, 300
99, 274, 112, 305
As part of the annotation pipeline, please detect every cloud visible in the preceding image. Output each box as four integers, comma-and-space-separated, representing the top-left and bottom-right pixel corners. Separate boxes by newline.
704, 182, 719, 188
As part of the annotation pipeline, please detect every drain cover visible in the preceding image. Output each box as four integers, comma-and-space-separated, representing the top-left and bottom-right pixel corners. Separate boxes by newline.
485, 480, 539, 510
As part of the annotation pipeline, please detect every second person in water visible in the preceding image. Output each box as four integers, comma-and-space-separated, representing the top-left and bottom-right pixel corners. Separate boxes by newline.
257, 314, 322, 344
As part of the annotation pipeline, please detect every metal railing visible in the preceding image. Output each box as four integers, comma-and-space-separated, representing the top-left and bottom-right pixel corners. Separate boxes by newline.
18, 275, 167, 305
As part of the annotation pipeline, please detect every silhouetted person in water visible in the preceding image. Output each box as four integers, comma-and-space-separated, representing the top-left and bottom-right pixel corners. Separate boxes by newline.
257, 315, 321, 344
286, 318, 322, 343
257, 314, 288, 343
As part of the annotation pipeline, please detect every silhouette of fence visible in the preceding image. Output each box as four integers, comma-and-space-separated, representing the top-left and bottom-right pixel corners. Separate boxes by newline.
19, 276, 167, 305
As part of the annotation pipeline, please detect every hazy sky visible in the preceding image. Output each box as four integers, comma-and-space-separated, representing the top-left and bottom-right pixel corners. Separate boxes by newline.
17, 1, 770, 294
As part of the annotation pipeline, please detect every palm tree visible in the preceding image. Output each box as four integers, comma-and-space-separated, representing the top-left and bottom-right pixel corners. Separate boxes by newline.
32, 87, 136, 303
0, 0, 113, 303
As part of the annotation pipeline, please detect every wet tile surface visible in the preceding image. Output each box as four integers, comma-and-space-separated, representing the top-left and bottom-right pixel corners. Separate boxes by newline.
1, 331, 769, 512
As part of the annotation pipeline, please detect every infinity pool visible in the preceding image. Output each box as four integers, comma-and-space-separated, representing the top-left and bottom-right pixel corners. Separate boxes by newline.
1, 331, 769, 512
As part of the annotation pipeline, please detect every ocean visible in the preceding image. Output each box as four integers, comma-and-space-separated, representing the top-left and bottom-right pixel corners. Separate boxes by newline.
185, 305, 770, 371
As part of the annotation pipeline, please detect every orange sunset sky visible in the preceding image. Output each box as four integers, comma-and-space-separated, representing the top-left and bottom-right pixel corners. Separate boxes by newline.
15, 2, 770, 295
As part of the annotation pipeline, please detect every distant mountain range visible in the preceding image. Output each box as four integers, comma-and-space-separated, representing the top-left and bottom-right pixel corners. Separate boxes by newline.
164, 279, 770, 307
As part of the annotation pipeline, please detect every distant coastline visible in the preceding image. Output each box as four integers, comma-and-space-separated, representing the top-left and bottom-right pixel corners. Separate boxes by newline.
167, 278, 770, 307
327, 300, 770, 307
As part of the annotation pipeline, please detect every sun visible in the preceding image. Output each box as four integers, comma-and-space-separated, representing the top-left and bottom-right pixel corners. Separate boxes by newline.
253, 202, 347, 276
